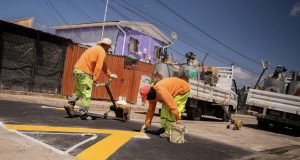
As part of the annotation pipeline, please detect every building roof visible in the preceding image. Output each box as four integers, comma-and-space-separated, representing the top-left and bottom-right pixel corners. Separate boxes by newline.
51, 21, 172, 45
0, 19, 72, 45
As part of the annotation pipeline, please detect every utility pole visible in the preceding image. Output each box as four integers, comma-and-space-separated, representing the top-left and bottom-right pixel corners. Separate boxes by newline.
101, 0, 109, 40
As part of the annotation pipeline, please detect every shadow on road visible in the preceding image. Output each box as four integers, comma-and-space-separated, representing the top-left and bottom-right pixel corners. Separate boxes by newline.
243, 123, 300, 137
134, 111, 160, 116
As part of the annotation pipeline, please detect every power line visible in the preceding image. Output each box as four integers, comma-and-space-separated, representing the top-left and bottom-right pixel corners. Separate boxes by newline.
67, 0, 96, 22
42, 0, 63, 25
46, 0, 69, 25
87, 0, 105, 19
157, 0, 261, 66
107, 0, 185, 59
116, 0, 245, 66
38, 0, 61, 25
45, 0, 258, 75
112, 0, 259, 75
108, 1, 187, 56
168, 47, 191, 58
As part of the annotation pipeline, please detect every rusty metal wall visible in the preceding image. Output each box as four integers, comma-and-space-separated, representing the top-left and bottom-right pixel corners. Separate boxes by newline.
128, 62, 155, 103
61, 44, 154, 104
61, 45, 85, 96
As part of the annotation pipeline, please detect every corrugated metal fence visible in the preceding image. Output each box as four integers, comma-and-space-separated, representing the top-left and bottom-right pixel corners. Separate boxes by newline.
61, 44, 154, 104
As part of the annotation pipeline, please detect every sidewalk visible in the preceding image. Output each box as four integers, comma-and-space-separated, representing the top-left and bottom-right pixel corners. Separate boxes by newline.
0, 92, 149, 112
0, 127, 76, 160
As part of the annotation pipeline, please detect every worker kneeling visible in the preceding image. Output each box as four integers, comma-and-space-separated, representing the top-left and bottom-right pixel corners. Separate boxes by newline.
140, 77, 190, 140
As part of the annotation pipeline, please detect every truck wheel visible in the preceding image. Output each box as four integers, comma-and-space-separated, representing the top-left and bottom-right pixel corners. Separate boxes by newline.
257, 119, 269, 129
222, 110, 231, 122
187, 108, 202, 120
187, 108, 193, 120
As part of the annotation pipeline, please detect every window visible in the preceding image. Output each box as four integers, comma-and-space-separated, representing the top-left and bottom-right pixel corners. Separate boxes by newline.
154, 45, 161, 60
124, 56, 138, 69
128, 37, 139, 53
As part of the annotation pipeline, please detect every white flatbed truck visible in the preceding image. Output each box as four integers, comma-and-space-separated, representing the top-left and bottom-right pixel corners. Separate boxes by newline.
246, 89, 300, 128
186, 66, 238, 121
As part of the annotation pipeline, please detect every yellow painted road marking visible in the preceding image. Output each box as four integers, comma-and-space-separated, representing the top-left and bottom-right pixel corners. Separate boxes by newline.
77, 131, 138, 160
55, 108, 65, 110
4, 124, 144, 160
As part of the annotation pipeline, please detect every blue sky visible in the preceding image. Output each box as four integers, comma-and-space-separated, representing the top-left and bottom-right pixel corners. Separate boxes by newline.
0, 0, 300, 86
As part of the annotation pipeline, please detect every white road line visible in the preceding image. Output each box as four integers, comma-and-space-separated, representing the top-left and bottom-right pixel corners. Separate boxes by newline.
134, 133, 151, 139
0, 122, 99, 155
23, 131, 88, 136
65, 134, 98, 154
0, 122, 68, 155
41, 105, 57, 109
0, 122, 4, 127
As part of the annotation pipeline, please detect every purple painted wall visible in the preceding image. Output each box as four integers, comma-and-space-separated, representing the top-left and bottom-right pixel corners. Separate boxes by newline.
55, 26, 119, 50
55, 25, 166, 64
115, 27, 165, 64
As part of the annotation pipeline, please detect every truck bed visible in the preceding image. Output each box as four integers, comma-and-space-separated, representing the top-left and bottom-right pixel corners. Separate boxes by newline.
246, 89, 300, 115
189, 79, 237, 107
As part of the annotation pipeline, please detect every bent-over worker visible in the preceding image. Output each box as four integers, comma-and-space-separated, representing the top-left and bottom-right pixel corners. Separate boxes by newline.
140, 77, 190, 138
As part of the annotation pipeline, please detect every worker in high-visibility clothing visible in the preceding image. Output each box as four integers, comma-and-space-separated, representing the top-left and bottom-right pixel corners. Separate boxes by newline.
140, 77, 190, 138
64, 38, 117, 120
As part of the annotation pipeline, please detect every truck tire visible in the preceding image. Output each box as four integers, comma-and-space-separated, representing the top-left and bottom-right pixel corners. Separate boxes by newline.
186, 108, 193, 120
187, 107, 202, 120
222, 110, 231, 122
257, 119, 269, 129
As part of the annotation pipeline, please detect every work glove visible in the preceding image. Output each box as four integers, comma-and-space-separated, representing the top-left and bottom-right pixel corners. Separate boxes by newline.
93, 82, 100, 87
176, 119, 183, 125
109, 73, 118, 79
140, 124, 148, 133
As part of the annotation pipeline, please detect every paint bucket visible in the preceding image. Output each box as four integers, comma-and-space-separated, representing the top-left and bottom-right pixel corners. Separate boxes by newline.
170, 122, 185, 144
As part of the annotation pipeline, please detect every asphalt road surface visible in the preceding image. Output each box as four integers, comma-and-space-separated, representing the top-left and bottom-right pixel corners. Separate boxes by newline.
0, 100, 254, 160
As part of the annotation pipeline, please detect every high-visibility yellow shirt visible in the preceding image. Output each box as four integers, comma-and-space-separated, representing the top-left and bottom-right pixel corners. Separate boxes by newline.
74, 45, 111, 82
145, 77, 190, 126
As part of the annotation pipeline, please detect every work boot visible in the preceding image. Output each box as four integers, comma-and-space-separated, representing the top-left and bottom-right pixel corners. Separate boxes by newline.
64, 95, 79, 118
156, 127, 165, 135
159, 132, 170, 139
140, 124, 148, 133
79, 106, 91, 120
68, 95, 78, 102
80, 113, 92, 120
80, 113, 88, 120
64, 103, 76, 118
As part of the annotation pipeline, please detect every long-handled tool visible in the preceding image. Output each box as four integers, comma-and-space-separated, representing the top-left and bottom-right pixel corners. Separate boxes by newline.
96, 76, 130, 121
64, 75, 130, 122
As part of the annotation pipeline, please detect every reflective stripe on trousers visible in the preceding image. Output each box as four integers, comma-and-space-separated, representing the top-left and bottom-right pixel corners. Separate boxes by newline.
160, 91, 190, 134
73, 68, 93, 108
